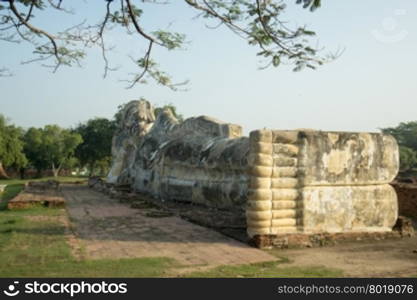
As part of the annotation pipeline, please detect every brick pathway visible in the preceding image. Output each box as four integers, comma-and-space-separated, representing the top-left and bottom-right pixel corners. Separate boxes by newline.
61, 185, 275, 268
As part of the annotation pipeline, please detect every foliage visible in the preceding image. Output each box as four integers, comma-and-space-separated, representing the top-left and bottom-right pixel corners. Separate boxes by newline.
0, 184, 24, 210
398, 146, 417, 172
382, 122, 417, 171
154, 103, 184, 122
73, 118, 116, 176
23, 127, 48, 173
0, 0, 337, 89
61, 156, 80, 171
0, 115, 27, 177
382, 122, 417, 150
93, 156, 113, 176
23, 125, 83, 177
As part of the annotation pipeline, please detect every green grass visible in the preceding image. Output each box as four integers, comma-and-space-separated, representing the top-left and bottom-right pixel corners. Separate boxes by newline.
1, 257, 176, 278
186, 260, 343, 278
0, 176, 86, 209
0, 176, 344, 278
0, 177, 176, 277
0, 206, 176, 277
0, 184, 24, 208
0, 204, 344, 277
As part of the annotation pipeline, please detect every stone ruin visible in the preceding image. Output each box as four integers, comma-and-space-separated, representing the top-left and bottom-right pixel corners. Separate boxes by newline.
107, 100, 404, 247
7, 180, 64, 209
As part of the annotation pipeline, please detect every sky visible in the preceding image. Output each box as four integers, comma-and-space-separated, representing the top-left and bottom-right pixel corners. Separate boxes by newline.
1, 0, 417, 135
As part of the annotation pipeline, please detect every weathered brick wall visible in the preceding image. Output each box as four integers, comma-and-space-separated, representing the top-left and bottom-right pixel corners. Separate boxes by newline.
391, 183, 417, 219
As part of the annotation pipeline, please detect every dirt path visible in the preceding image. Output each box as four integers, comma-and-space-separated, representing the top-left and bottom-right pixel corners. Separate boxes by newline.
274, 235, 417, 277
61, 185, 275, 269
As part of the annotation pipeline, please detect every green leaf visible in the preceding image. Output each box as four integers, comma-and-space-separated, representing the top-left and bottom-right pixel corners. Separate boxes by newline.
272, 55, 280, 67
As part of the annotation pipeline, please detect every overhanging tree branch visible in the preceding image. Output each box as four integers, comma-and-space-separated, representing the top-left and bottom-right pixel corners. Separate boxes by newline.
8, 0, 61, 70
0, 0, 339, 88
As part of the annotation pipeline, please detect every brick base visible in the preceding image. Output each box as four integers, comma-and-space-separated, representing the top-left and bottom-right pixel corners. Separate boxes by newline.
249, 216, 415, 249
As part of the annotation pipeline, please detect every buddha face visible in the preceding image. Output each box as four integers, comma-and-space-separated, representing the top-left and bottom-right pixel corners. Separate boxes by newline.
121, 100, 155, 137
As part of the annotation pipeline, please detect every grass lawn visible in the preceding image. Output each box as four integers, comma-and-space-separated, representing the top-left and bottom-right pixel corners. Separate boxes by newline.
0, 177, 344, 277
0, 177, 176, 277
0, 205, 343, 277
0, 204, 176, 277
0, 184, 24, 210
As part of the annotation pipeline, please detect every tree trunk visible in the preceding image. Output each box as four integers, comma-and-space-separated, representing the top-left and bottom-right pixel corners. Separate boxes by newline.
89, 161, 96, 177
52, 162, 61, 178
0, 162, 9, 179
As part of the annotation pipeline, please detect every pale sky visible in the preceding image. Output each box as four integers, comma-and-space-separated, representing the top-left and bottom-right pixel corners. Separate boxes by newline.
1, 0, 416, 135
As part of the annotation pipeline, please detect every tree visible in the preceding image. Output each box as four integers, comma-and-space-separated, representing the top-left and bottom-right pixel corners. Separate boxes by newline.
23, 125, 82, 177
154, 104, 184, 122
0, 0, 337, 88
382, 122, 417, 172
398, 146, 417, 172
0, 115, 27, 178
73, 118, 116, 176
23, 127, 48, 176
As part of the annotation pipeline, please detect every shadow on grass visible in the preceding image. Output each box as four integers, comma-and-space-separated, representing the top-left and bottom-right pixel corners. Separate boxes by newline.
0, 224, 66, 236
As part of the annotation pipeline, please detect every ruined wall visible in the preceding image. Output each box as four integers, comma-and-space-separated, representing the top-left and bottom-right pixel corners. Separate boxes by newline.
108, 100, 400, 239
246, 130, 399, 238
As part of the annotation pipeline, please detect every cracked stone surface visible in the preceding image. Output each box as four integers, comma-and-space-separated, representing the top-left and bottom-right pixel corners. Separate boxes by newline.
61, 185, 275, 267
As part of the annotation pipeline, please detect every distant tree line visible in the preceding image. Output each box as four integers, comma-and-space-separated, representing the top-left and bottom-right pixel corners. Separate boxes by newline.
0, 115, 27, 178
0, 101, 182, 179
382, 122, 417, 173
3, 110, 416, 179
